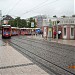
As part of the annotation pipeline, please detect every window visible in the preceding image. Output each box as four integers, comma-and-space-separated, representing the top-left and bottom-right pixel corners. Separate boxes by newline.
70, 20, 74, 23
64, 28, 66, 36
72, 21, 74, 23
71, 28, 74, 36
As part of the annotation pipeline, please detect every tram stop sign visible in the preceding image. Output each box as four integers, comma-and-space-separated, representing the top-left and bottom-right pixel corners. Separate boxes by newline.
31, 22, 34, 27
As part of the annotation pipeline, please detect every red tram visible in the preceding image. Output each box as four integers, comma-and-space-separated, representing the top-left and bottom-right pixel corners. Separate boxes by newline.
11, 27, 20, 36
2, 25, 11, 39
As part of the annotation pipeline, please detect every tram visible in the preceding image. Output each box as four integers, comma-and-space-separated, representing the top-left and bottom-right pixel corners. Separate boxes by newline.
2, 25, 11, 39
20, 28, 41, 35
11, 27, 20, 36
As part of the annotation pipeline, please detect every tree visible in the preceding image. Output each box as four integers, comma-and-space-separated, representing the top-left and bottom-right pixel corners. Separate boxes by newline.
28, 17, 36, 28
72, 15, 75, 17
8, 17, 27, 28
21, 19, 27, 28
53, 15, 57, 18
8, 19, 15, 27
8, 17, 36, 28
61, 15, 66, 18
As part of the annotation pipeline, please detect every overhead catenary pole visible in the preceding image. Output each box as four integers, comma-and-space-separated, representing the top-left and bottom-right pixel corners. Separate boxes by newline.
56, 21, 58, 42
0, 10, 2, 26
17, 20, 18, 28
56, 20, 60, 42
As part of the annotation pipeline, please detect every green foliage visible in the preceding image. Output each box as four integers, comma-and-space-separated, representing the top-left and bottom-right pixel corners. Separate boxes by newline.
53, 15, 57, 18
8, 17, 36, 28
72, 15, 75, 17
61, 15, 66, 18
27, 17, 36, 28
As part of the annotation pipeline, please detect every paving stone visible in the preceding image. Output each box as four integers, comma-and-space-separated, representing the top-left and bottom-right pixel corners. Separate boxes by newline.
0, 46, 49, 75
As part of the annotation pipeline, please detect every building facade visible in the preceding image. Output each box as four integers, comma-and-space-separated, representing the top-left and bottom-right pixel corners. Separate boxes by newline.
33, 15, 47, 28
0, 10, 2, 25
42, 16, 75, 40
58, 17, 75, 40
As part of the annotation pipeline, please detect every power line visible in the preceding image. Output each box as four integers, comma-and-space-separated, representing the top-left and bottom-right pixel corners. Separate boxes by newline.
1, 0, 15, 15
29, 0, 60, 15
20, 0, 59, 17
6, 0, 50, 17
3, 0, 59, 18
18, 0, 49, 16
21, 0, 71, 18
7, 0, 22, 15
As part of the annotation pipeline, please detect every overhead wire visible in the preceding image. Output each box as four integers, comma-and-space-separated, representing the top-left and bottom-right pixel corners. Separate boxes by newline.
1, 0, 73, 18
6, 0, 52, 17
7, 0, 22, 15
29, 0, 60, 15
4, 0, 60, 18
20, 0, 72, 18
19, 0, 60, 17
2, 0, 18, 15
17, 0, 50, 16
3, 0, 49, 17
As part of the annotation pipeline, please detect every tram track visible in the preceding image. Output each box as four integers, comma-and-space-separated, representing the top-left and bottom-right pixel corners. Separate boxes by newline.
8, 37, 75, 75
11, 37, 75, 59
16, 36, 75, 52
11, 38, 75, 60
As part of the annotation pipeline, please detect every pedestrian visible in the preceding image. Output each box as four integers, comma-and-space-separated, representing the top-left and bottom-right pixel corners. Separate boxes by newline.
58, 31, 61, 39
54, 31, 56, 39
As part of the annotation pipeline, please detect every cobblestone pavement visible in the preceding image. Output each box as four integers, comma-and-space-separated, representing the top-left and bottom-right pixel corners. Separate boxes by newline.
0, 37, 50, 75
9, 36, 75, 75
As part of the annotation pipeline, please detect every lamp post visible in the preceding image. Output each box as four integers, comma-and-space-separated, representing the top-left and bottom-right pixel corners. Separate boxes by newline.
56, 20, 60, 42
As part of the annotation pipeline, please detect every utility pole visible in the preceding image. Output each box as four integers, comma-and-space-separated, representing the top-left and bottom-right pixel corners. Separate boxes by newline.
0, 10, 2, 26
17, 20, 18, 28
49, 20, 52, 41
56, 20, 60, 42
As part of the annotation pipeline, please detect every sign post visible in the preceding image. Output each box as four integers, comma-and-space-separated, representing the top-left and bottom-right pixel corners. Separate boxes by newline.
31, 22, 34, 36
31, 22, 34, 27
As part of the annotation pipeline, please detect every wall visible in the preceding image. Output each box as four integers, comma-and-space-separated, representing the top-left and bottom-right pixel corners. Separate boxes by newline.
67, 25, 70, 40
42, 26, 48, 38
74, 26, 75, 39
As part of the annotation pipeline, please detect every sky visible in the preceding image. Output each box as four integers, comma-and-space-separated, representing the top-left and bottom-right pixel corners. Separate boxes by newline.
0, 0, 74, 19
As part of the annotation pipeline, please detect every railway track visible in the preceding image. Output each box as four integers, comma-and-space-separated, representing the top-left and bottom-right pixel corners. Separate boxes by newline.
7, 36, 75, 75
16, 36, 75, 52
11, 38, 75, 61
12, 37, 75, 59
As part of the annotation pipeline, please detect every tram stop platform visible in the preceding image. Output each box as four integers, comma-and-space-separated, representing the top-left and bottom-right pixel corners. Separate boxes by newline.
0, 40, 49, 75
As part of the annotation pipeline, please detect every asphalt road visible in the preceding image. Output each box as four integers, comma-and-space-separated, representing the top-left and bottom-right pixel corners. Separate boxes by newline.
3, 36, 75, 75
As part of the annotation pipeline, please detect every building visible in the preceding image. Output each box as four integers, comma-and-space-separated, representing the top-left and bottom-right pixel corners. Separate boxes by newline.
0, 10, 2, 25
42, 16, 75, 40
33, 15, 47, 28
50, 17, 62, 39
58, 16, 75, 40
